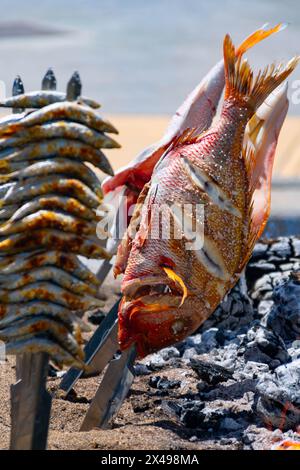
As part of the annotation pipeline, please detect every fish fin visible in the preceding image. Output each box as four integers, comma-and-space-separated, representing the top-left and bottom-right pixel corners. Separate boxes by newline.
114, 183, 151, 276
169, 128, 203, 150
238, 84, 289, 272
236, 23, 285, 57
246, 83, 289, 240
223, 34, 299, 112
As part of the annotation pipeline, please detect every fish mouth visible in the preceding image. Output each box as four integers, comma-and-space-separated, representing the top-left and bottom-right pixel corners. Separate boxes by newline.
122, 276, 184, 307
119, 275, 190, 357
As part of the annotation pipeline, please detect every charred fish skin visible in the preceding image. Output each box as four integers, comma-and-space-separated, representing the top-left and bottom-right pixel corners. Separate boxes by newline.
6, 195, 98, 223
0, 102, 118, 136
0, 91, 101, 109
0, 121, 120, 151
0, 139, 114, 176
0, 75, 119, 366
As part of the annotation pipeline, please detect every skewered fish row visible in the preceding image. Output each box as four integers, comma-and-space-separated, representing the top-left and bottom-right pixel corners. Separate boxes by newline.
0, 70, 119, 368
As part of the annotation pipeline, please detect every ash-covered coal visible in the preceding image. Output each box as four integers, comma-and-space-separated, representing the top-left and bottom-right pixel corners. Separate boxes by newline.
265, 272, 300, 341
256, 360, 300, 431
135, 237, 300, 448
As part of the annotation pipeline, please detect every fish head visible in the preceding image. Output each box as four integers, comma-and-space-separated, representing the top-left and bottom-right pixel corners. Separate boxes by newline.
118, 271, 201, 357
117, 197, 210, 357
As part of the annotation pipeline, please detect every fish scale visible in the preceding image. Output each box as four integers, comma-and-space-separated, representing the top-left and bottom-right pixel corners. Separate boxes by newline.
116, 32, 299, 358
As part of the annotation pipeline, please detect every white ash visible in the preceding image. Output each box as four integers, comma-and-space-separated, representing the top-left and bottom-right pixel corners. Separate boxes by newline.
136, 237, 300, 449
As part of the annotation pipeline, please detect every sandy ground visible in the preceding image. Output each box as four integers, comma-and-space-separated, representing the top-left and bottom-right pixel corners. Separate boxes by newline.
105, 115, 300, 178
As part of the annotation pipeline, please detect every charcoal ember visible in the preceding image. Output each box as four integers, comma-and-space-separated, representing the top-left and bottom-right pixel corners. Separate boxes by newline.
269, 239, 292, 258
134, 363, 151, 376
180, 403, 226, 430
159, 346, 180, 361
266, 272, 300, 341
220, 417, 243, 431
257, 300, 274, 318
189, 358, 233, 385
247, 237, 300, 300
244, 324, 290, 367
256, 360, 300, 430
149, 375, 181, 390
200, 276, 254, 331
250, 272, 285, 302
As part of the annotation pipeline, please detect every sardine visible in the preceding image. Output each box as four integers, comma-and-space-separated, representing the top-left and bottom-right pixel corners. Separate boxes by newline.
0, 315, 82, 358
0, 102, 118, 135
0, 91, 100, 109
4, 333, 85, 369
0, 281, 104, 309
116, 34, 298, 357
7, 195, 97, 223
0, 301, 70, 323
0, 250, 100, 285
0, 121, 120, 150
0, 210, 98, 237
0, 266, 98, 296
0, 229, 110, 258
2, 176, 102, 209
0, 158, 104, 197
0, 139, 114, 175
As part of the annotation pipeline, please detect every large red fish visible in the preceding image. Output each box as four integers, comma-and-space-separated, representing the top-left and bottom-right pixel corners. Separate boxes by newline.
102, 24, 285, 253
112, 31, 298, 358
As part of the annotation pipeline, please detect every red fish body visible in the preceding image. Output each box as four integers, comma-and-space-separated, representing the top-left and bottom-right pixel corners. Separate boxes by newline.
114, 32, 298, 358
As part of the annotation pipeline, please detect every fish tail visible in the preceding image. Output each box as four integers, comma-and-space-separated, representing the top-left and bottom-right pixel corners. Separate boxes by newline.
236, 23, 285, 57
224, 34, 299, 113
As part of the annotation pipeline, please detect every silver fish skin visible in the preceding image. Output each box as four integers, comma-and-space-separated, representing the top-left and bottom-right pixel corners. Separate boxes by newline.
0, 301, 70, 325
0, 158, 103, 195
0, 139, 114, 175
0, 315, 82, 358
0, 281, 104, 309
0, 121, 120, 150
6, 195, 97, 223
0, 209, 98, 237
0, 229, 110, 258
4, 333, 85, 369
0, 250, 100, 285
0, 205, 16, 220
2, 175, 102, 208
0, 102, 118, 135
0, 266, 99, 296
0, 91, 100, 109
0, 182, 14, 197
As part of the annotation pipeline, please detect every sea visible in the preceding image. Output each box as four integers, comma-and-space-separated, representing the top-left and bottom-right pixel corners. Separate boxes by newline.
0, 0, 299, 114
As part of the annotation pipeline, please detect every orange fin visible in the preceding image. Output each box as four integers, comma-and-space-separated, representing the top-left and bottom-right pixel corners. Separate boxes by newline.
236, 23, 285, 57
239, 84, 289, 271
163, 267, 188, 307
223, 34, 299, 112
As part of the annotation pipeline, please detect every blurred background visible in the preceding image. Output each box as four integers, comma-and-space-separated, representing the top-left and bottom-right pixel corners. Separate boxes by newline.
0, 0, 299, 187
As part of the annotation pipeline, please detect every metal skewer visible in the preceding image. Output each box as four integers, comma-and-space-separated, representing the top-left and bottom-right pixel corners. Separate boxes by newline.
80, 343, 136, 431
59, 299, 119, 394
60, 208, 137, 428
10, 353, 52, 450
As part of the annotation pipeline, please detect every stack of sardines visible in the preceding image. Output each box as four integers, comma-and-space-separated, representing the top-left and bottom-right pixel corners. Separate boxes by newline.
0, 71, 119, 367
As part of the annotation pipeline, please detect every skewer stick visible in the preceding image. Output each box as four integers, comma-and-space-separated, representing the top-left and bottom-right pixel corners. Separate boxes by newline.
10, 353, 52, 450
80, 344, 136, 431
